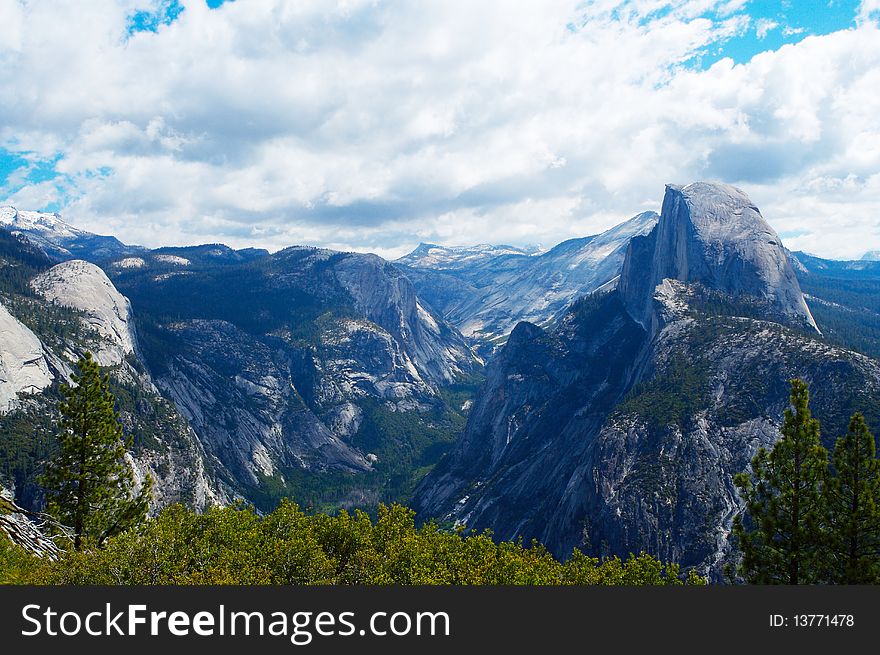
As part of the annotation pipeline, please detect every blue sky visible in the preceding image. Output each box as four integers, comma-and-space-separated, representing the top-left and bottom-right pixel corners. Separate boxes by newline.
698, 0, 863, 66
1, 0, 879, 259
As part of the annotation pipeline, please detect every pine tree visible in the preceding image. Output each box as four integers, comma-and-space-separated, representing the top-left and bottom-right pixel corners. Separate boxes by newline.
41, 353, 152, 550
824, 412, 880, 583
732, 378, 828, 584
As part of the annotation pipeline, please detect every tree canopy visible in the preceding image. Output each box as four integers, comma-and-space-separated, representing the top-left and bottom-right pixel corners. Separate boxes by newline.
1, 501, 704, 586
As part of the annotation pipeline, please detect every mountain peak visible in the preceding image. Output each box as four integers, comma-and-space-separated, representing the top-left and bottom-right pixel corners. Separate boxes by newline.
0, 205, 142, 262
620, 182, 818, 332
0, 206, 82, 238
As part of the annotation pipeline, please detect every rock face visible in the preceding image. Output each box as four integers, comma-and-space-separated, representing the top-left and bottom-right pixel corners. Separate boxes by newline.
414, 182, 880, 578
156, 318, 371, 486
619, 183, 817, 333
397, 211, 658, 346
108, 245, 482, 504
30, 260, 138, 366
2, 218, 480, 513
333, 252, 479, 385
0, 302, 54, 413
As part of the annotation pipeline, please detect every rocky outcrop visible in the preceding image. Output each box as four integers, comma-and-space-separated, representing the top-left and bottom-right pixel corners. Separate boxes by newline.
0, 302, 54, 413
1, 231, 224, 513
156, 319, 370, 487
30, 260, 138, 366
396, 243, 542, 270
334, 252, 479, 385
3, 217, 479, 513
619, 183, 817, 334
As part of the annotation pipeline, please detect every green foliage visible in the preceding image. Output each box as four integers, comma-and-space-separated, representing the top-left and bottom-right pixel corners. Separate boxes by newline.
684, 284, 778, 323
2, 295, 100, 348
4, 501, 704, 585
0, 227, 100, 350
616, 316, 730, 431
40, 353, 153, 550
0, 370, 192, 510
0, 532, 42, 584
112, 249, 482, 511
107, 371, 191, 454
251, 468, 364, 515
824, 413, 880, 583
352, 397, 467, 498
732, 379, 828, 584
0, 227, 51, 295
0, 393, 60, 504
115, 252, 357, 346
618, 351, 708, 430
732, 380, 880, 584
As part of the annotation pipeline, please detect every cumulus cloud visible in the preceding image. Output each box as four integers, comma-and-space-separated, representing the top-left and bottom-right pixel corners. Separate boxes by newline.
0, 0, 878, 259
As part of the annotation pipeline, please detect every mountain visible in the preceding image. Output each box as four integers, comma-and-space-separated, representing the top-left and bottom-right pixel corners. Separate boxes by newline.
862, 250, 880, 261
104, 244, 483, 509
789, 251, 880, 360
396, 211, 658, 348
0, 226, 221, 511
0, 206, 272, 266
1, 210, 484, 513
0, 206, 144, 262
413, 182, 880, 579
620, 183, 817, 333
30, 260, 139, 367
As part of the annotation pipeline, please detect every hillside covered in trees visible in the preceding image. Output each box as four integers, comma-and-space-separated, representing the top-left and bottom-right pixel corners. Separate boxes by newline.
1, 501, 702, 586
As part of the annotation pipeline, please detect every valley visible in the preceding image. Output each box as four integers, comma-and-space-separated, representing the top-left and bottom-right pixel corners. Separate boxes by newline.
3, 184, 880, 580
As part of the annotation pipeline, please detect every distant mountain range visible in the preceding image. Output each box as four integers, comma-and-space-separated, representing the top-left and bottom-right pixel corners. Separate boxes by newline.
395, 211, 658, 349
3, 191, 880, 578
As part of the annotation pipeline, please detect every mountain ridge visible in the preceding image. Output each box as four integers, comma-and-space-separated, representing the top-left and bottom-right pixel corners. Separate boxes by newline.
413, 182, 880, 578
396, 210, 659, 347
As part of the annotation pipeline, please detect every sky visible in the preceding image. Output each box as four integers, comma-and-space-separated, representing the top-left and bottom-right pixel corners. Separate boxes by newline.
1, 0, 879, 260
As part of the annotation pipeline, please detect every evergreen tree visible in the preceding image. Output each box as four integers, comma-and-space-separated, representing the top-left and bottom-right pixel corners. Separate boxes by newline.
41, 353, 152, 550
732, 378, 828, 584
824, 412, 880, 583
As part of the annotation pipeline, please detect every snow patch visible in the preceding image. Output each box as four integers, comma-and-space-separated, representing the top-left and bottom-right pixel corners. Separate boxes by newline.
114, 257, 146, 269
154, 254, 191, 266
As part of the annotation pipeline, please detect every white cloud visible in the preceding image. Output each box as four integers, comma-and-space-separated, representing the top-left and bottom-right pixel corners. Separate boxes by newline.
755, 18, 778, 39
0, 0, 879, 259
